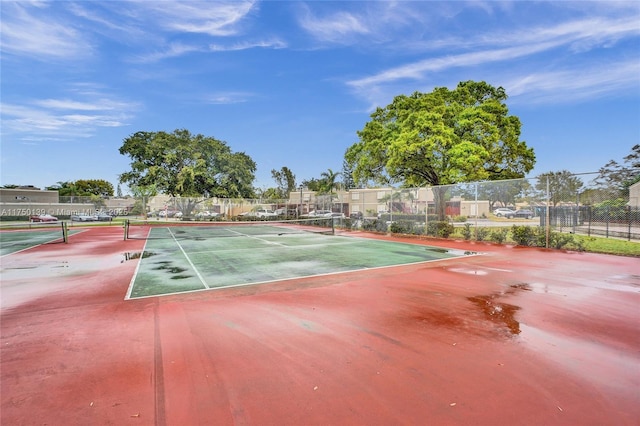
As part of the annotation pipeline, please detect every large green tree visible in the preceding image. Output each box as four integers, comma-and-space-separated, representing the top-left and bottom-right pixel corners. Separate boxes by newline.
536, 170, 583, 207
74, 179, 114, 197
47, 179, 114, 198
270, 166, 297, 199
46, 181, 79, 197
345, 81, 535, 219
119, 129, 256, 215
594, 144, 640, 198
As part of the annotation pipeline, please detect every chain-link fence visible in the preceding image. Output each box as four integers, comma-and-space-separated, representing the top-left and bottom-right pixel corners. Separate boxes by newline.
2, 173, 637, 243
343, 174, 638, 243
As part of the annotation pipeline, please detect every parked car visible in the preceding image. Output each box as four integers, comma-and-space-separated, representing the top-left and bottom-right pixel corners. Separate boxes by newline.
493, 208, 515, 218
514, 209, 534, 219
195, 211, 220, 220
71, 214, 97, 222
349, 211, 363, 220
96, 212, 113, 222
158, 209, 180, 218
330, 212, 346, 219
255, 209, 277, 218
30, 214, 58, 222
274, 208, 298, 216
306, 210, 332, 218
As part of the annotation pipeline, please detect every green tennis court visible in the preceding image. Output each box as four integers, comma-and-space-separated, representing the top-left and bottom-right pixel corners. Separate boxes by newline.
126, 221, 472, 298
0, 223, 71, 257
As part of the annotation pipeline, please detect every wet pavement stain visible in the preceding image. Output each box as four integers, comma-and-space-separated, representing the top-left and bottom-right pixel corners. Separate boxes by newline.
153, 264, 188, 274
149, 261, 193, 280
468, 295, 521, 335
510, 283, 532, 291
424, 247, 449, 253
170, 274, 192, 280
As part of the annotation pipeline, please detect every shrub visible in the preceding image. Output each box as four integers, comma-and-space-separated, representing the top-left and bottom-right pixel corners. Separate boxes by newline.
510, 225, 538, 246
390, 220, 415, 234
462, 223, 473, 240
452, 215, 467, 223
510, 226, 584, 251
490, 228, 509, 244
362, 219, 377, 231
548, 232, 585, 251
476, 227, 490, 242
427, 221, 454, 238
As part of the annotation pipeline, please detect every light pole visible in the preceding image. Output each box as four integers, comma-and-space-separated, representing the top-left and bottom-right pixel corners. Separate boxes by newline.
298, 185, 304, 219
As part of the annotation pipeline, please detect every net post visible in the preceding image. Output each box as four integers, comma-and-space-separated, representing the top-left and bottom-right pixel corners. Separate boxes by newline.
124, 219, 129, 240
331, 217, 335, 235
61, 221, 68, 243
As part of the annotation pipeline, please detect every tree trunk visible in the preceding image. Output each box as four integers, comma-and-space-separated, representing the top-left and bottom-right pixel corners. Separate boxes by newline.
433, 186, 449, 221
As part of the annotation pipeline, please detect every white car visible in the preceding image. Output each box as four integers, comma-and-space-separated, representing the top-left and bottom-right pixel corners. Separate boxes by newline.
307, 210, 332, 218
255, 209, 277, 218
493, 208, 515, 218
195, 211, 220, 220
71, 214, 97, 222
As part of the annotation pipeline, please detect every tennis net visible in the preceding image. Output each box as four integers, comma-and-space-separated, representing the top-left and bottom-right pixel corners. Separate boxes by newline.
0, 221, 69, 250
124, 217, 335, 240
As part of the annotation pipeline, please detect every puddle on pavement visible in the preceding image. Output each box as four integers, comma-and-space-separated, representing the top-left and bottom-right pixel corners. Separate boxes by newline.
123, 251, 156, 261
425, 247, 477, 256
510, 283, 531, 291
123, 252, 140, 261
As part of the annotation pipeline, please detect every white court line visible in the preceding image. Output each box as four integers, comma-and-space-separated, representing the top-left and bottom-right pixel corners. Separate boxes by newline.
126, 254, 473, 300
0, 228, 88, 258
168, 227, 210, 289
124, 229, 483, 300
125, 237, 149, 300
185, 238, 362, 255
226, 228, 288, 247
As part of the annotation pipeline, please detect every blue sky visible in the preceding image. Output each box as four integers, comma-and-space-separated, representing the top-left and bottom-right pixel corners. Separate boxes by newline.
1, 1, 639, 193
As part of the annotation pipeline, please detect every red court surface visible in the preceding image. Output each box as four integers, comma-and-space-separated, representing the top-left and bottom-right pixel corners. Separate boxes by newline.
1, 226, 639, 425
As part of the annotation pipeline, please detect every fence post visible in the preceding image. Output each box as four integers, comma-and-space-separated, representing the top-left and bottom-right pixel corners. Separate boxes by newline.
545, 176, 550, 249
474, 183, 478, 241
425, 186, 429, 233
628, 205, 632, 241
574, 192, 579, 235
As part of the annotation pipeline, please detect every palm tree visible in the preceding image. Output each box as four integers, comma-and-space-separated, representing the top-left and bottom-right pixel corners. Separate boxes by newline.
318, 169, 342, 210
320, 168, 341, 194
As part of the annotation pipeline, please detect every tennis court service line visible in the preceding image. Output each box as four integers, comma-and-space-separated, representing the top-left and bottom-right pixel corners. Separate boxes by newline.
167, 227, 210, 289
226, 228, 287, 247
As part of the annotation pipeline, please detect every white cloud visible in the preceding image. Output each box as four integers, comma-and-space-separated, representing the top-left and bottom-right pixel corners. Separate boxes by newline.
34, 98, 128, 111
204, 92, 254, 105
345, 12, 640, 106
0, 2, 92, 60
297, 5, 370, 43
347, 42, 562, 89
133, 42, 206, 63
1, 87, 139, 141
504, 59, 640, 104
129, 0, 257, 36
209, 38, 287, 52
